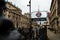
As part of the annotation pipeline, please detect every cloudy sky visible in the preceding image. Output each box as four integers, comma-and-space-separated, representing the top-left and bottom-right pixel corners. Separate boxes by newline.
6, 0, 52, 18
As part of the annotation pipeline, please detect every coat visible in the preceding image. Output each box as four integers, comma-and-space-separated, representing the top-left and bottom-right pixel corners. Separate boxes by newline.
0, 17, 24, 40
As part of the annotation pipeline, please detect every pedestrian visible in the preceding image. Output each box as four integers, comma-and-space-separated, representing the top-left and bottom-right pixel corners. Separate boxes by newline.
0, 0, 24, 40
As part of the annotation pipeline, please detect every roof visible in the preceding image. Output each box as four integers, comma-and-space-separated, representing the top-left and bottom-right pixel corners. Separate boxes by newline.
6, 2, 22, 12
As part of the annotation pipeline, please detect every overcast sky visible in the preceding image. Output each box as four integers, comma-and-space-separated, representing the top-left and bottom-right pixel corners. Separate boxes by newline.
6, 0, 52, 18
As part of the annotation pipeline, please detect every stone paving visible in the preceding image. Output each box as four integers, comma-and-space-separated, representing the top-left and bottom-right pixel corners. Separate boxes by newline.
47, 29, 60, 40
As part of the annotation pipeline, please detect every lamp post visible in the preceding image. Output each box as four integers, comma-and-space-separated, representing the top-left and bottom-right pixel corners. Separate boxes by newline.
27, 0, 33, 40
27, 0, 31, 25
27, 0, 31, 17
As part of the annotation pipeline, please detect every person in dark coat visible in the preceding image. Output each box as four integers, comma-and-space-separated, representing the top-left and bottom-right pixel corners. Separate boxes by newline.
0, 0, 14, 35
0, 0, 25, 40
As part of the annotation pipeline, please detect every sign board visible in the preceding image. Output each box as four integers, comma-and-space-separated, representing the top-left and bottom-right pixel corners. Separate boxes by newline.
31, 18, 47, 21
36, 12, 41, 17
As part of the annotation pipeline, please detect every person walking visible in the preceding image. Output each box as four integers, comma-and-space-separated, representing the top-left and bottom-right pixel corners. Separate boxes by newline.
0, 0, 25, 40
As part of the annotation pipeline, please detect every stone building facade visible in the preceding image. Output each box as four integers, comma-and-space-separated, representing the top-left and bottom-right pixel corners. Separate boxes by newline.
24, 13, 39, 28
50, 0, 60, 33
3, 2, 22, 28
57, 0, 60, 32
24, 13, 39, 39
20, 14, 30, 28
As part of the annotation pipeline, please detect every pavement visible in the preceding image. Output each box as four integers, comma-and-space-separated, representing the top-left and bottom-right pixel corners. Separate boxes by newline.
47, 29, 60, 40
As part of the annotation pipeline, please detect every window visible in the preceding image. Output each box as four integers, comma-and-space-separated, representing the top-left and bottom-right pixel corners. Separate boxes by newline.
8, 15, 10, 18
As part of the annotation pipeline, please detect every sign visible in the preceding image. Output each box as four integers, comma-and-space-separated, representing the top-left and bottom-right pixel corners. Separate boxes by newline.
31, 18, 47, 21
36, 12, 41, 17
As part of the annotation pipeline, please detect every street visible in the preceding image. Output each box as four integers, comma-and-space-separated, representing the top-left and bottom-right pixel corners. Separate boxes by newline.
47, 29, 60, 40
0, 0, 60, 40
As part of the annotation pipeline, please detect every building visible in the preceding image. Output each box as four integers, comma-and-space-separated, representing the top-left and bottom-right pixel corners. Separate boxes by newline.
45, 13, 50, 28
20, 14, 30, 28
24, 13, 39, 28
24, 13, 31, 28
24, 13, 39, 39
24, 13, 30, 18
49, 0, 60, 33
3, 2, 22, 28
57, 0, 60, 32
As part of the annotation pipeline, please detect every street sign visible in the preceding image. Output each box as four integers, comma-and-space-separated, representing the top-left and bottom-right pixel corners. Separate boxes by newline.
31, 18, 47, 21
36, 12, 41, 17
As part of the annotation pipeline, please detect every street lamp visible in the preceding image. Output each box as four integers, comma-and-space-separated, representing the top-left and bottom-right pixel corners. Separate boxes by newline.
27, 0, 33, 40
27, 0, 31, 27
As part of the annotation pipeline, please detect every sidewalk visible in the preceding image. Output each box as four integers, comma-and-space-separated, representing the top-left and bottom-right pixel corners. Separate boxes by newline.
47, 29, 60, 40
